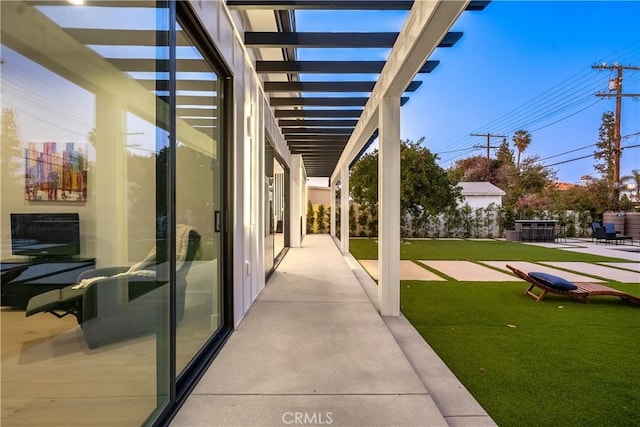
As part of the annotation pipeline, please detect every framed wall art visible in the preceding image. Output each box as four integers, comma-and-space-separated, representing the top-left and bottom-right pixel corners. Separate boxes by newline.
24, 142, 88, 202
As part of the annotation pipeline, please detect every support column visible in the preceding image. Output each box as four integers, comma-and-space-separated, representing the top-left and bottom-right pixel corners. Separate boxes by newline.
340, 164, 349, 254
330, 181, 336, 237
289, 154, 303, 248
378, 96, 401, 316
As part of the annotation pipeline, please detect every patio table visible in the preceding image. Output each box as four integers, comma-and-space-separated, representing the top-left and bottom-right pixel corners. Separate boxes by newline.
515, 220, 558, 242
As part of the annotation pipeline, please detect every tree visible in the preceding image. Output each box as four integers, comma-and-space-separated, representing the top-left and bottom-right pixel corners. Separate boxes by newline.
594, 112, 615, 181
349, 138, 460, 222
348, 204, 357, 236
508, 155, 554, 210
349, 151, 378, 210
512, 129, 532, 170
496, 137, 514, 166
560, 175, 609, 220
594, 111, 616, 209
448, 139, 516, 194
316, 204, 327, 233
1, 108, 23, 181
306, 200, 315, 234
620, 169, 640, 208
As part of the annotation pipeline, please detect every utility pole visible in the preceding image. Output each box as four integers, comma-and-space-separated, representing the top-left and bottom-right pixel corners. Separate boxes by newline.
470, 133, 508, 161
593, 63, 640, 207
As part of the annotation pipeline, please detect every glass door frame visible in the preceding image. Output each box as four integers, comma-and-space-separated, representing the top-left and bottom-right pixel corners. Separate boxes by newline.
150, 2, 234, 425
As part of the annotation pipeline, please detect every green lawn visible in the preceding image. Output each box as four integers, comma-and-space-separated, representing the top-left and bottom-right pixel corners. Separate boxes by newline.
349, 237, 629, 262
350, 238, 640, 426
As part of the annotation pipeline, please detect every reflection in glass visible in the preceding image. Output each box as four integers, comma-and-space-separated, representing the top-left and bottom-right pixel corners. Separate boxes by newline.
0, 1, 171, 424
264, 140, 275, 276
174, 30, 222, 375
273, 159, 286, 258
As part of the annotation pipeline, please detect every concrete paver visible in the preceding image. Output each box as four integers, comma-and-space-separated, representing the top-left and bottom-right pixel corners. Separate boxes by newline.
598, 262, 640, 273
555, 240, 640, 261
541, 262, 640, 283
480, 261, 603, 282
419, 261, 515, 281
359, 259, 445, 281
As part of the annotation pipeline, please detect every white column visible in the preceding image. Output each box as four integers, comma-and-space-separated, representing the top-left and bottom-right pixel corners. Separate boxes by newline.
340, 165, 349, 254
378, 96, 401, 316
289, 154, 303, 247
330, 181, 336, 237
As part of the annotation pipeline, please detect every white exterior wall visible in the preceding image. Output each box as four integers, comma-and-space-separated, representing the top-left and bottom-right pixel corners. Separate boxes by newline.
461, 195, 503, 210
189, 1, 292, 327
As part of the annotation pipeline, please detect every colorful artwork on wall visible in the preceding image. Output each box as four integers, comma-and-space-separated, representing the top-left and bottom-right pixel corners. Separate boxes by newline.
24, 142, 88, 202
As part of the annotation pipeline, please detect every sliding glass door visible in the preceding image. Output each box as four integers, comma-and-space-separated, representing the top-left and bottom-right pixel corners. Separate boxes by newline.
0, 2, 229, 425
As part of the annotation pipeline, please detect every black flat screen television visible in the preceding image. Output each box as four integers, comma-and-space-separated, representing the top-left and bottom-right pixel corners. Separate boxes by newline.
10, 213, 81, 259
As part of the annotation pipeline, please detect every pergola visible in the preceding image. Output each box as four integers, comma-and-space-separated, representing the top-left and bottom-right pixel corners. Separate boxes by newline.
234, 0, 489, 315
231, 0, 489, 178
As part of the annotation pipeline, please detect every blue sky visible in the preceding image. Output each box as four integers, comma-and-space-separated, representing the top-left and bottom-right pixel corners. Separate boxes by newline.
297, 1, 640, 184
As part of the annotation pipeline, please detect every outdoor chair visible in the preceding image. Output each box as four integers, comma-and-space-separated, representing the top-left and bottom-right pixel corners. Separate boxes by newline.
592, 222, 633, 245
25, 225, 201, 348
591, 222, 606, 242
506, 264, 640, 305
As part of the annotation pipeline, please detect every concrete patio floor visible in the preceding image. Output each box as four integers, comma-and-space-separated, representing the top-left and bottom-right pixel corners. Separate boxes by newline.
171, 234, 495, 427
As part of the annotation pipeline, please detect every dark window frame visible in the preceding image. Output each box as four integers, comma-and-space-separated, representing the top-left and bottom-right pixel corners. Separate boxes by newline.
151, 1, 234, 425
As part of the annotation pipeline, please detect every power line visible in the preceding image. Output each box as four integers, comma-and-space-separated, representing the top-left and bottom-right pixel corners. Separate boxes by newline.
538, 143, 596, 161
527, 98, 604, 133
435, 42, 640, 160
543, 144, 640, 168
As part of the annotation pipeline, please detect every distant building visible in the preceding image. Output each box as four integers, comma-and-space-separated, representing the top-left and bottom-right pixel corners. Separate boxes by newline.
458, 182, 506, 209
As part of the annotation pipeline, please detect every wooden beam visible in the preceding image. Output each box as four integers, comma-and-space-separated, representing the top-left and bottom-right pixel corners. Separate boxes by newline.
264, 80, 422, 92
256, 60, 439, 73
270, 97, 409, 106
274, 109, 362, 118
278, 119, 358, 127
246, 31, 461, 48
246, 32, 398, 48
282, 127, 353, 135
226, 1, 414, 10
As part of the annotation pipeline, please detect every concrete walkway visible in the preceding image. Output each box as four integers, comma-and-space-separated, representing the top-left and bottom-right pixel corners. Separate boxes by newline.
171, 234, 495, 427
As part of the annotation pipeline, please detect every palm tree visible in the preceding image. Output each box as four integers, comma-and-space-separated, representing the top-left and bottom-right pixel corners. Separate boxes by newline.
620, 169, 640, 206
512, 129, 532, 170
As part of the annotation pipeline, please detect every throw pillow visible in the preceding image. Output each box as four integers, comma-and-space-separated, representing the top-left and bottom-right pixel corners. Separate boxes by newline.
528, 271, 577, 291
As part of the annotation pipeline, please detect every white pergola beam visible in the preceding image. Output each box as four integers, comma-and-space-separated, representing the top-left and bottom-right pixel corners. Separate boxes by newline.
331, 0, 470, 181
